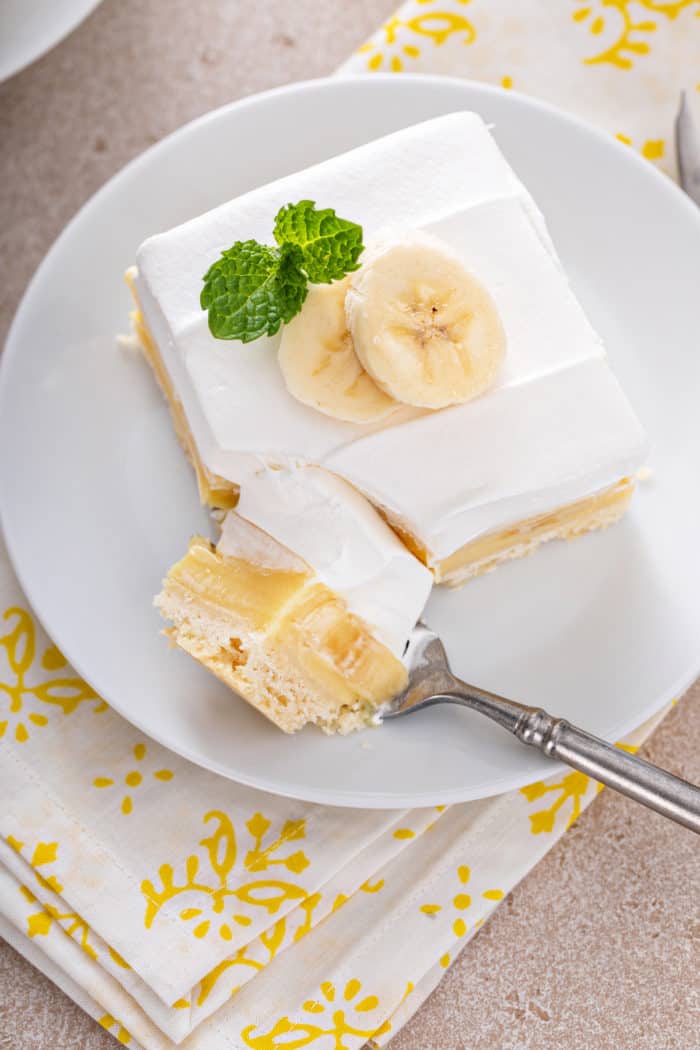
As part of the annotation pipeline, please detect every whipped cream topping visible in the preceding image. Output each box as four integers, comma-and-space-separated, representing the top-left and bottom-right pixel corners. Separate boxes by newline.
135, 111, 648, 560
216, 512, 308, 574
218, 466, 433, 658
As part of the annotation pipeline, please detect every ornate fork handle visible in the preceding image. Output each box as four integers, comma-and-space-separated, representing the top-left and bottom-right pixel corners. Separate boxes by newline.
441, 689, 700, 834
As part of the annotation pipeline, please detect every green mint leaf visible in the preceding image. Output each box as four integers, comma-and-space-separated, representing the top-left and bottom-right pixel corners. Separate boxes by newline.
201, 202, 364, 343
201, 241, 306, 343
273, 200, 364, 284
275, 242, 309, 323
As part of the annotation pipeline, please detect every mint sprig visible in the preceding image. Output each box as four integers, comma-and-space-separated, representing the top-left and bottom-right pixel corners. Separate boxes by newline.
201, 241, 307, 343
201, 201, 364, 343
273, 200, 364, 284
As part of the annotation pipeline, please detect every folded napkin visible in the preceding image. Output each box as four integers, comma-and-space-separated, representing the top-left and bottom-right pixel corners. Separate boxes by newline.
2, 5, 694, 1046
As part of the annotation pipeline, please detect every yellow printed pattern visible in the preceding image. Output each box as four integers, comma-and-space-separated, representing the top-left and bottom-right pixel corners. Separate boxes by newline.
520, 741, 640, 833
572, 0, 700, 69
93, 742, 174, 815
420, 863, 505, 969
346, 0, 698, 179
520, 770, 596, 833
0, 606, 104, 744
357, 0, 476, 72
616, 131, 667, 162
241, 978, 390, 1049
8, 835, 131, 971
99, 1015, 133, 1047
141, 810, 311, 942
192, 877, 386, 1009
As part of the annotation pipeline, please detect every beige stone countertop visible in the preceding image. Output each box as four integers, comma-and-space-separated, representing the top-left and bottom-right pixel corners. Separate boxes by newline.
1, 2, 699, 1047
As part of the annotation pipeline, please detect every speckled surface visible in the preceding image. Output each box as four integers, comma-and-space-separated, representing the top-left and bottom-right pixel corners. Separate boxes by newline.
1, 2, 699, 1047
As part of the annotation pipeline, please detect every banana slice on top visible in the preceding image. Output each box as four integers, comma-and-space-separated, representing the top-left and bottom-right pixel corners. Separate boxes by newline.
278, 277, 399, 424
345, 234, 506, 410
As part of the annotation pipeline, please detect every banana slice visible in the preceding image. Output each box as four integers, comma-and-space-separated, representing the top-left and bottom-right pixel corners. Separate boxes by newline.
345, 234, 506, 410
278, 277, 399, 424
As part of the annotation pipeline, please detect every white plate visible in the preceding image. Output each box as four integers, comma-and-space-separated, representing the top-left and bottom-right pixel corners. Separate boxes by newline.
2, 76, 700, 808
0, 0, 103, 82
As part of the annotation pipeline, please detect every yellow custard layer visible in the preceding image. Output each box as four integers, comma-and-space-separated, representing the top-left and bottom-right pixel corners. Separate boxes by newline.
376, 477, 634, 585
157, 537, 408, 734
433, 478, 635, 586
126, 269, 239, 510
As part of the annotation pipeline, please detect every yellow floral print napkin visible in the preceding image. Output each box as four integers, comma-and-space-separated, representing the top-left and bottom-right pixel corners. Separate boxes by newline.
1, 6, 694, 1045
341, 0, 700, 178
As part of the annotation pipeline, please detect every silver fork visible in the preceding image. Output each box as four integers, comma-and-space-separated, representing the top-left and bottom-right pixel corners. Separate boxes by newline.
676, 90, 700, 206
384, 624, 700, 833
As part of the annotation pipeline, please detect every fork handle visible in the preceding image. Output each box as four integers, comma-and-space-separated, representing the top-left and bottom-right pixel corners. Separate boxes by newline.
442, 687, 700, 833
515, 708, 700, 833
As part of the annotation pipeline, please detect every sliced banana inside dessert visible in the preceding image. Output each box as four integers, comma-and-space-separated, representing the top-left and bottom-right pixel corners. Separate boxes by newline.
346, 233, 506, 410
278, 278, 399, 424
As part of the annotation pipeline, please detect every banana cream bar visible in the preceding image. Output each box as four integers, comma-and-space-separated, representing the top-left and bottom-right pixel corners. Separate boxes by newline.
130, 112, 647, 587
129, 112, 647, 730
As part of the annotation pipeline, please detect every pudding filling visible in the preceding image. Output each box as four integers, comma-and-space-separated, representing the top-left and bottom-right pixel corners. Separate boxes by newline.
157, 526, 408, 734
127, 270, 239, 510
424, 478, 633, 586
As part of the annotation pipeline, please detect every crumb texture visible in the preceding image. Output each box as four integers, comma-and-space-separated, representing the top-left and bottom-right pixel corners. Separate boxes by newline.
157, 537, 407, 733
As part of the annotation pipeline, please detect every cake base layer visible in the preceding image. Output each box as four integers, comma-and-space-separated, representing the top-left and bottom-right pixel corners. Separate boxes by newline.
126, 269, 239, 510
433, 478, 635, 586
157, 537, 408, 734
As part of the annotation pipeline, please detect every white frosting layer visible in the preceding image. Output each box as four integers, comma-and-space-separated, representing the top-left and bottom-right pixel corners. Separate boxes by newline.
329, 358, 644, 556
218, 467, 433, 658
135, 112, 648, 560
216, 512, 308, 573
